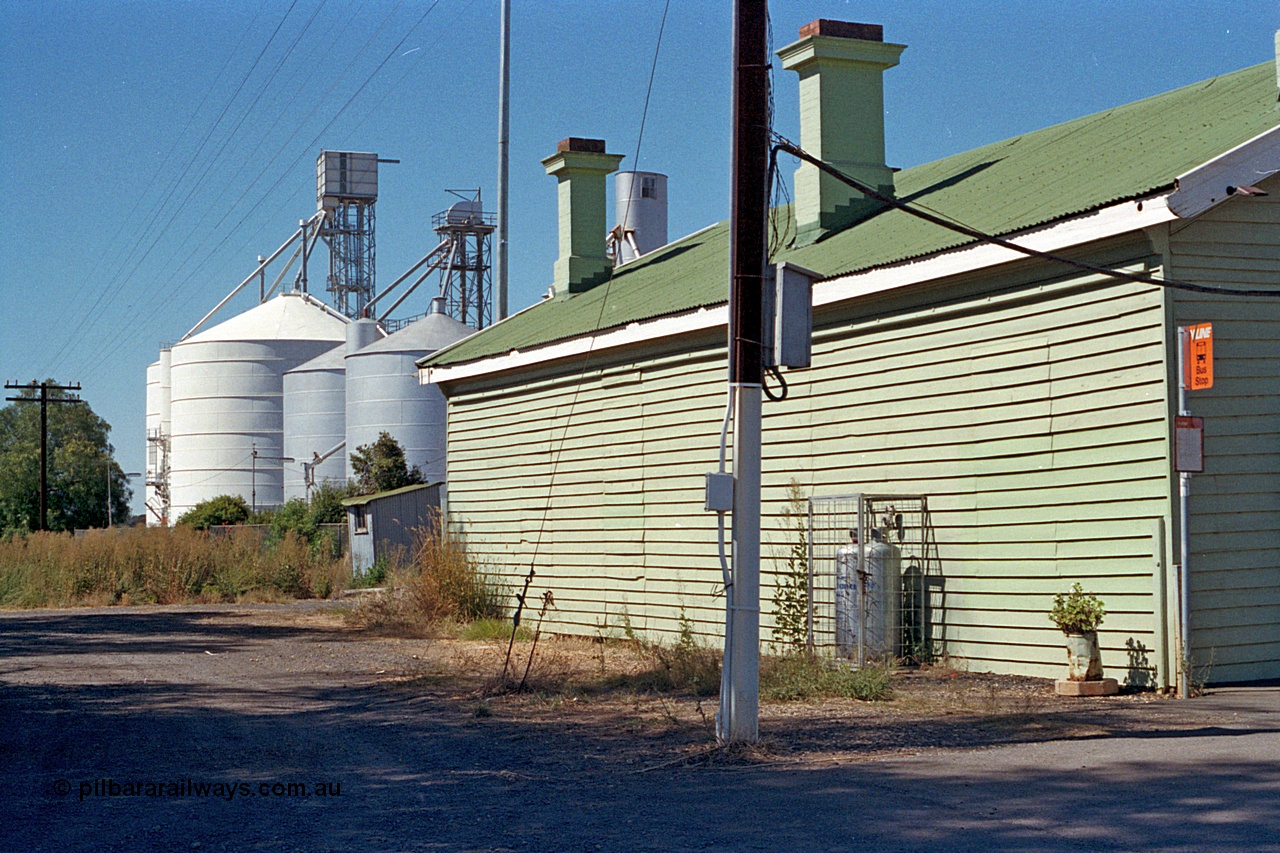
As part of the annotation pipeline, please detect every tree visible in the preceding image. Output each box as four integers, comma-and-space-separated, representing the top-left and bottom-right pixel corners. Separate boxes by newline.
176, 495, 251, 530
309, 480, 361, 524
350, 432, 424, 494
0, 382, 130, 533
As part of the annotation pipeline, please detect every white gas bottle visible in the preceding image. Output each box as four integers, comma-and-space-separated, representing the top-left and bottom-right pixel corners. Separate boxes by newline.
859, 529, 902, 661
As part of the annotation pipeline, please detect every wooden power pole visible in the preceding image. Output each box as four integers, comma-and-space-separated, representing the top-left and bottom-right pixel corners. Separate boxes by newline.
719, 0, 771, 744
4, 380, 84, 531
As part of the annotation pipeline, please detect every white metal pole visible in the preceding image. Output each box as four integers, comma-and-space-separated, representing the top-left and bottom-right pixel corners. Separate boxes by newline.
1176, 327, 1191, 699
495, 0, 511, 322
106, 463, 112, 528
1152, 517, 1169, 690
720, 383, 761, 743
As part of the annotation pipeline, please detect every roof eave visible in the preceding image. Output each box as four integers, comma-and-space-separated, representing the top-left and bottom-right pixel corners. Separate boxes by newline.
1168, 124, 1280, 218
422, 192, 1179, 389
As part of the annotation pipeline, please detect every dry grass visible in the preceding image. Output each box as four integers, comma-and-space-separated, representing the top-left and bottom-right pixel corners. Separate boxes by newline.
0, 526, 348, 608
345, 519, 505, 636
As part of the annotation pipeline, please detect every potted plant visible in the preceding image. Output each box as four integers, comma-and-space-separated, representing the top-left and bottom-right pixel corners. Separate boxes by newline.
1049, 583, 1106, 681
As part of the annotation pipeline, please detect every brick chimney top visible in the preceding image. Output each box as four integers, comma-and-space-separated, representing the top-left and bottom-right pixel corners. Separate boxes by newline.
557, 137, 606, 154
798, 20, 883, 42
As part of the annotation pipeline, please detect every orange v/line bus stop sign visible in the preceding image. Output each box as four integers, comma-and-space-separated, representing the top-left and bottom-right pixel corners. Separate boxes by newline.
1182, 323, 1213, 391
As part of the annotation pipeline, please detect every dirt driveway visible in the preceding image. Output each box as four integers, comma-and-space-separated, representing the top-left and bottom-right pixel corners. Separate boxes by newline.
2, 603, 1277, 852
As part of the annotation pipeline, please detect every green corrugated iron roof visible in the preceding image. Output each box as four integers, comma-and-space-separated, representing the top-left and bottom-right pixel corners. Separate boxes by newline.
426, 62, 1278, 369
341, 481, 441, 507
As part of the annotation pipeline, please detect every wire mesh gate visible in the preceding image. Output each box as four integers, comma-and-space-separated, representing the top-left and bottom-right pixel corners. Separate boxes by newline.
808, 494, 944, 666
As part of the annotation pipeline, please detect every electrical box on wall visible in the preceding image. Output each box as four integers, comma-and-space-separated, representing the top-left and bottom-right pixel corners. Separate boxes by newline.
762, 262, 816, 370
704, 472, 734, 512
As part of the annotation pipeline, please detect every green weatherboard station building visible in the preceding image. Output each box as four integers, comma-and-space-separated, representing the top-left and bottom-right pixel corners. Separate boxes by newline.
422, 22, 1280, 687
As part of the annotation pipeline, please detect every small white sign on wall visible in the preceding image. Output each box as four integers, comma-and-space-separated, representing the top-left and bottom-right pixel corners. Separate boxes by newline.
1175, 416, 1204, 473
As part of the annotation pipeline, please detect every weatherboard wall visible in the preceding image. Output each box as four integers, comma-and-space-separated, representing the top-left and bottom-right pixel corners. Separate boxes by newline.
1166, 176, 1280, 683
444, 239, 1175, 683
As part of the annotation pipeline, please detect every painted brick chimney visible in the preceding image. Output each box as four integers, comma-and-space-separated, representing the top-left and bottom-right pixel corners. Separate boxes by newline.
777, 20, 905, 243
542, 138, 625, 293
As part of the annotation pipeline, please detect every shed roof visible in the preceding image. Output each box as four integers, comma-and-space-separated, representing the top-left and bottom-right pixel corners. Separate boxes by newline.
341, 481, 442, 507
424, 61, 1279, 370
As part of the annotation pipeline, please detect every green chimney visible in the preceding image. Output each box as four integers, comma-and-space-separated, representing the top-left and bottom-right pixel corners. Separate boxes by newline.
778, 21, 905, 244
542, 138, 625, 293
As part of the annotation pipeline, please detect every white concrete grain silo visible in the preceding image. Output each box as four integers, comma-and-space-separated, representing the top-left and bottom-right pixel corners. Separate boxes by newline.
168, 293, 347, 518
345, 300, 472, 485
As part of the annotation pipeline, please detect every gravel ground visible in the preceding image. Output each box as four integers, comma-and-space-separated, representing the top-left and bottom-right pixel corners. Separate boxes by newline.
2, 602, 1276, 852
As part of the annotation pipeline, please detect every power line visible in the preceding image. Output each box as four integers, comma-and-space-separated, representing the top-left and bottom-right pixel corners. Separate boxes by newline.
520, 0, 673, 596
74, 2, 447, 382
4, 380, 85, 531
771, 135, 1280, 299
43, 0, 307, 376
39, 0, 274, 363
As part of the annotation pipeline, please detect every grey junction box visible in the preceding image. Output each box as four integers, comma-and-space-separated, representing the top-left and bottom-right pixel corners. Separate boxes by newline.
763, 262, 817, 369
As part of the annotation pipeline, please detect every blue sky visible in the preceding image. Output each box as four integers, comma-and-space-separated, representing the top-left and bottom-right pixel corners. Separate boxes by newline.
1, 0, 1275, 515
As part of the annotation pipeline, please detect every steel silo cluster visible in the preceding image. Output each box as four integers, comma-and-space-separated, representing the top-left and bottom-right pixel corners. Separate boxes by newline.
150, 293, 472, 521
344, 300, 472, 485
166, 293, 348, 519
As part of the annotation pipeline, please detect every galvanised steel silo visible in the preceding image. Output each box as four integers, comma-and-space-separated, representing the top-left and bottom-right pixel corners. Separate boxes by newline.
282, 344, 347, 501
144, 348, 173, 525
345, 301, 472, 485
168, 293, 347, 518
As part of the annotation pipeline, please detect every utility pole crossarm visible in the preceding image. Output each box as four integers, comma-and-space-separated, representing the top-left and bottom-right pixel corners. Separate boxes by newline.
5, 380, 86, 531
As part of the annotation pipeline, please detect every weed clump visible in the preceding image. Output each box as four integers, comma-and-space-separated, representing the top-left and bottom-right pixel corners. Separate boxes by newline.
349, 516, 505, 635
595, 611, 722, 698
760, 653, 894, 702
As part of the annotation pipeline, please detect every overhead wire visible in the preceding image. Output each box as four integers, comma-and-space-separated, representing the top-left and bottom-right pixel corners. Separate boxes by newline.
72, 0, 367, 372
105, 1, 407, 345
42, 0, 298, 376
82, 2, 447, 381
520, 0, 673, 589
40, 0, 273, 359
771, 134, 1280, 299
145, 0, 434, 318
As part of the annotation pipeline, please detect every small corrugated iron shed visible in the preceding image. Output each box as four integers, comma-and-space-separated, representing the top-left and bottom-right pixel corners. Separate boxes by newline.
342, 482, 441, 575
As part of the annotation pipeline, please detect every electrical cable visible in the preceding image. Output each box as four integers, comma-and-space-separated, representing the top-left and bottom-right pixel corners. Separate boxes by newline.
80, 2, 445, 382
520, 0, 672, 596
761, 364, 788, 402
40, 0, 273, 369
42, 0, 300, 376
772, 135, 1280, 299
95, 1, 403, 346
56, 1, 401, 380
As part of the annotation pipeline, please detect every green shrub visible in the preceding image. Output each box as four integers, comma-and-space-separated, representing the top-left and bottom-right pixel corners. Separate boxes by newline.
771, 480, 809, 652
176, 495, 250, 531
1049, 582, 1106, 634
309, 481, 360, 524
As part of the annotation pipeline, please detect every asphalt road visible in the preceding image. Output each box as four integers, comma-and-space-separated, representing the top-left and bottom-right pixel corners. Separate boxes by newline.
1, 604, 1277, 852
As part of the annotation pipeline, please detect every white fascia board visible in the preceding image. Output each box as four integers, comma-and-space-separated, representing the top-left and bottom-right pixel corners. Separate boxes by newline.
813, 194, 1176, 309
420, 304, 726, 385
423, 194, 1176, 386
1168, 125, 1280, 218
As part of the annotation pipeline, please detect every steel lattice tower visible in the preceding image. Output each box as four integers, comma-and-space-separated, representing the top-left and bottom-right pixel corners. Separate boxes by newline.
317, 151, 380, 318
435, 190, 495, 329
